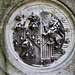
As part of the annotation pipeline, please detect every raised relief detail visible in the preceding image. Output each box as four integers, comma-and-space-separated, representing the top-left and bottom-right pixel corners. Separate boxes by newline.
12, 11, 67, 67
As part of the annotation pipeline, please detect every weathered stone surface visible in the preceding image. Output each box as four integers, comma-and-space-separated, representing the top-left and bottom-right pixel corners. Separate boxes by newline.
0, 68, 6, 75
0, 0, 75, 75
59, 0, 75, 14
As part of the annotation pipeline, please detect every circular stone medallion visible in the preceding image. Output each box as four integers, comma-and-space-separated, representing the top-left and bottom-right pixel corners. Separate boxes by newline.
5, 0, 75, 74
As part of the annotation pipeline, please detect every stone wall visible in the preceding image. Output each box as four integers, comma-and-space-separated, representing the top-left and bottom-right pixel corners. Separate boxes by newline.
0, 0, 75, 75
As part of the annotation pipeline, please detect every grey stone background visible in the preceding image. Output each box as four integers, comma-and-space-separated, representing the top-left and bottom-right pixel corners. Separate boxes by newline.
0, 0, 75, 75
